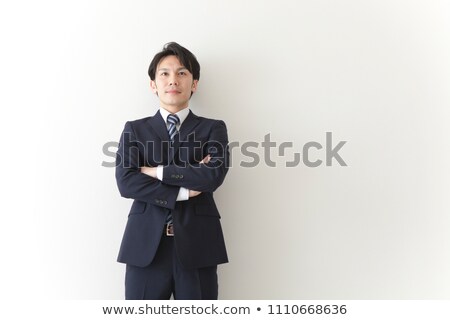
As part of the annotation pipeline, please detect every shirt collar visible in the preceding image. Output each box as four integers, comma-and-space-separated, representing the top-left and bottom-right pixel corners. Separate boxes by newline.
159, 107, 190, 126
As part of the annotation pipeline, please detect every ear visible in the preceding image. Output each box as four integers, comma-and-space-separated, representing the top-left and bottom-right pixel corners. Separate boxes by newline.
191, 80, 199, 93
150, 80, 158, 94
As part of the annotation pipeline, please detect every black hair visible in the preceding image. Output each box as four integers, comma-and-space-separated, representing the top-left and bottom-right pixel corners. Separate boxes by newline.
148, 42, 200, 81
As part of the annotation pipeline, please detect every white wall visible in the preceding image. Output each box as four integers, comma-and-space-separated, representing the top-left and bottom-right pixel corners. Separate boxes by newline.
1, 0, 450, 299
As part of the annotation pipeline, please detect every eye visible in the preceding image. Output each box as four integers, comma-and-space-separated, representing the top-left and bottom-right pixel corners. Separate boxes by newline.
160, 72, 168, 76
178, 71, 186, 76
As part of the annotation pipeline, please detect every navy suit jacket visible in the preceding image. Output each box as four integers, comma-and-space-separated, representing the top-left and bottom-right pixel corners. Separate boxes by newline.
115, 110, 229, 269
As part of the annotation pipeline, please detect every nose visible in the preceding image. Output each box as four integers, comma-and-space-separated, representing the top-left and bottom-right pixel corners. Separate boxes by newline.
169, 75, 178, 86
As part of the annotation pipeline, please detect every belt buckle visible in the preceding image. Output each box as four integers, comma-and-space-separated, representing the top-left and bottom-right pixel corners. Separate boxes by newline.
166, 224, 174, 237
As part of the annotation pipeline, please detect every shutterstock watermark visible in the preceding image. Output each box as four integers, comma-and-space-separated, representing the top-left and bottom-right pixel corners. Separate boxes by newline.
102, 132, 348, 168
229, 132, 347, 168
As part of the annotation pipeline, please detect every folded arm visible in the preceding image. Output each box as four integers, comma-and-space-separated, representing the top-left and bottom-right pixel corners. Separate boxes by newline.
161, 120, 230, 193
115, 121, 180, 209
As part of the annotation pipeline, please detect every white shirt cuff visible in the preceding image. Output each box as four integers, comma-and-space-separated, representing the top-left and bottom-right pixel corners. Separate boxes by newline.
176, 187, 190, 201
156, 165, 163, 181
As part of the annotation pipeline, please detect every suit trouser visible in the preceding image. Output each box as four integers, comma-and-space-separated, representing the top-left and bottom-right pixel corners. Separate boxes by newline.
125, 232, 218, 300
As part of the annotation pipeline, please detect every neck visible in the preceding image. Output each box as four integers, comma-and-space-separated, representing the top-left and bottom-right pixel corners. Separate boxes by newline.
161, 104, 188, 114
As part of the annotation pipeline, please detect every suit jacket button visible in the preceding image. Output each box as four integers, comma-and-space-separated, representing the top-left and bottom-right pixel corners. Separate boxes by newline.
163, 201, 167, 205
179, 175, 183, 179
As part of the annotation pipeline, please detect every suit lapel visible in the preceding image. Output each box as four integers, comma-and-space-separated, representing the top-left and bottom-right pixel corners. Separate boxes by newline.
170, 110, 201, 163
145, 110, 170, 165
179, 110, 200, 142
147, 110, 170, 142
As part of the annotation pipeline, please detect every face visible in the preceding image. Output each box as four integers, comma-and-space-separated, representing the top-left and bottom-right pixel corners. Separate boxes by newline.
150, 55, 198, 113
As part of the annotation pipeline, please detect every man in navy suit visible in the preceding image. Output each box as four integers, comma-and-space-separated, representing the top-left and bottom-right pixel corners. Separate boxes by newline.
115, 42, 229, 299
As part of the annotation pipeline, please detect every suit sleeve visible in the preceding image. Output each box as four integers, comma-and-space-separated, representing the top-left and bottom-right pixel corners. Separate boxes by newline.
115, 121, 179, 209
162, 120, 230, 193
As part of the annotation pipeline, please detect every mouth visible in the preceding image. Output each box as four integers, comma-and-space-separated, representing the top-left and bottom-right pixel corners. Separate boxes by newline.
166, 90, 181, 94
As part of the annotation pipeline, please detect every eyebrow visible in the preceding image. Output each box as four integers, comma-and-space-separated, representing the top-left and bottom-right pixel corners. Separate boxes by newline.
158, 67, 188, 72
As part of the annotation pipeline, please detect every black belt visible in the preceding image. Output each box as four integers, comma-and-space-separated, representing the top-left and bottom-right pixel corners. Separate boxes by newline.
165, 224, 174, 236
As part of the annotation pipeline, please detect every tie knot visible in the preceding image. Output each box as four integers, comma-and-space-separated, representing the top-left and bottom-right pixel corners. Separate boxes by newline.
167, 114, 180, 125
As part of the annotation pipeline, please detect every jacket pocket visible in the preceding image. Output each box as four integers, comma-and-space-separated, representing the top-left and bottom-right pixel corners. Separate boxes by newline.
194, 204, 221, 218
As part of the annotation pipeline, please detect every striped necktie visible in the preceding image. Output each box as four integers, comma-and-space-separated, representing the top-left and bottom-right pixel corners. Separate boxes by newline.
166, 113, 180, 225
167, 114, 180, 142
